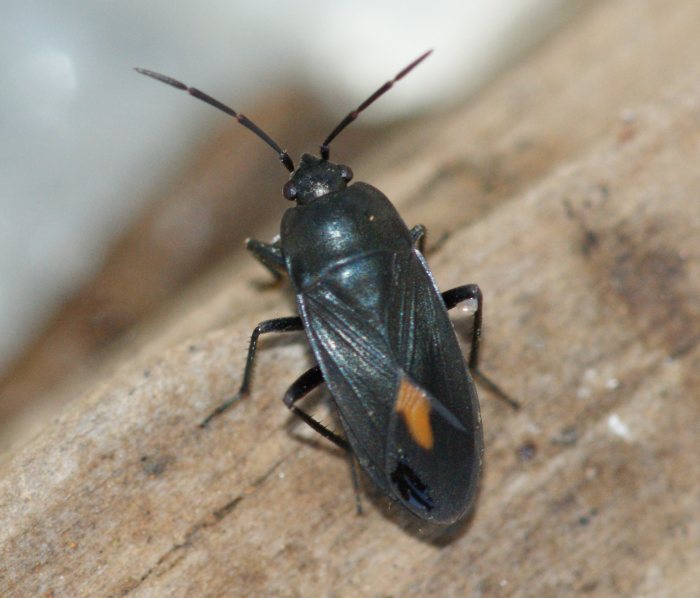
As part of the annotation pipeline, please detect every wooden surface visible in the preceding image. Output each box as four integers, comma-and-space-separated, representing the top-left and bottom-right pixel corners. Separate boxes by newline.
2, 1, 700, 596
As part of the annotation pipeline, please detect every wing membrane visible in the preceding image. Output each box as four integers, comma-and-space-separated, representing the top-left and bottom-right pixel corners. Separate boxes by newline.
298, 248, 480, 502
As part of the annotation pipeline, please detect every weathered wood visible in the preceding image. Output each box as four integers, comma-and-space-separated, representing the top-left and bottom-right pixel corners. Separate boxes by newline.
2, 1, 700, 596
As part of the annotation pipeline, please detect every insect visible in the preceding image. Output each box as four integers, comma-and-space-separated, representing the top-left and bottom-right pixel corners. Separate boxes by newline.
136, 51, 515, 524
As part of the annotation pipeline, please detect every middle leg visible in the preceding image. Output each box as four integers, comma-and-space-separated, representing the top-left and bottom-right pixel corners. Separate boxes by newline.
442, 284, 520, 410
200, 316, 304, 427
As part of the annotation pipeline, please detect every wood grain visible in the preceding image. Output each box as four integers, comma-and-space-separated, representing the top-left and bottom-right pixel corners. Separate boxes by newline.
2, 1, 700, 596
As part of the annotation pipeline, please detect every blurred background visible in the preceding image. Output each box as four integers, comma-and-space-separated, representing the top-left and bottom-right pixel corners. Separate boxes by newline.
0, 0, 592, 444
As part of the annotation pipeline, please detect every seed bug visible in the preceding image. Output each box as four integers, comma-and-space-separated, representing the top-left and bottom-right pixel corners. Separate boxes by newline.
136, 51, 516, 524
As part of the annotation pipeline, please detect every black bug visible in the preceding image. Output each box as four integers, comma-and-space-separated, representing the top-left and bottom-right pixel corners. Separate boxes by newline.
136, 51, 515, 524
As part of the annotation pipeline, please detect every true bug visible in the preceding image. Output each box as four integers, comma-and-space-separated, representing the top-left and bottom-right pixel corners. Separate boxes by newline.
136, 51, 515, 524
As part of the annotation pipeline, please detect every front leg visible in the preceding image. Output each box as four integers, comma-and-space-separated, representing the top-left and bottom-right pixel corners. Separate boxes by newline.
409, 224, 426, 255
246, 235, 286, 280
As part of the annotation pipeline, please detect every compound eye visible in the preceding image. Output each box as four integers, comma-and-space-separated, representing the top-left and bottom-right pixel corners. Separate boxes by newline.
283, 180, 297, 200
339, 164, 353, 182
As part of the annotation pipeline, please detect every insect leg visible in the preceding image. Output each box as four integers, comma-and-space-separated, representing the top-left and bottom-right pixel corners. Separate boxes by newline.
410, 225, 450, 256
200, 316, 304, 427
246, 236, 286, 280
442, 284, 520, 410
409, 224, 426, 254
284, 367, 363, 513
283, 366, 350, 451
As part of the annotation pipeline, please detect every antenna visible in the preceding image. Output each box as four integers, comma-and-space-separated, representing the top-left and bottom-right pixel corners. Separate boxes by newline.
319, 49, 433, 160
135, 68, 295, 172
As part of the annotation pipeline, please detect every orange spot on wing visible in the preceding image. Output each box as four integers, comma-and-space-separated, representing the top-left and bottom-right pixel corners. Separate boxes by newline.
395, 377, 434, 450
